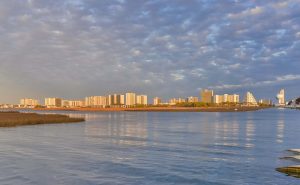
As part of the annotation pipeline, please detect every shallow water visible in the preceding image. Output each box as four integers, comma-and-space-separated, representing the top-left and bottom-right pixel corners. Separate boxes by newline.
0, 108, 299, 185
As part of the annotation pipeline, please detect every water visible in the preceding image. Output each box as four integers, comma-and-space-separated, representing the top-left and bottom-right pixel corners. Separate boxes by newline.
0, 108, 299, 185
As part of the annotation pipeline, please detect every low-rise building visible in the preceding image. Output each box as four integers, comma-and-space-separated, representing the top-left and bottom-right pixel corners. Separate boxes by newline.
169, 98, 186, 105
63, 100, 84, 108
187, 96, 199, 103
259, 99, 272, 106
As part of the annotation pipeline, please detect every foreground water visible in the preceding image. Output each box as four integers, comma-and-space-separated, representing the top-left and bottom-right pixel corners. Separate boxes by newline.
0, 108, 299, 185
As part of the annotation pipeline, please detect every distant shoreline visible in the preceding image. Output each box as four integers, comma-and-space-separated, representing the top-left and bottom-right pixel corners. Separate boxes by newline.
24, 106, 271, 112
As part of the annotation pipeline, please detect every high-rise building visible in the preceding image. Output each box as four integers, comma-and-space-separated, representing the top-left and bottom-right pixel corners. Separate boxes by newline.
214, 94, 239, 104
214, 95, 223, 104
187, 96, 199, 103
85, 96, 107, 107
200, 89, 214, 103
276, 89, 285, 106
228, 94, 240, 103
125, 93, 136, 106
107, 94, 125, 106
153, 97, 162, 105
20, 98, 39, 107
136, 95, 148, 105
45, 98, 62, 108
243, 92, 257, 106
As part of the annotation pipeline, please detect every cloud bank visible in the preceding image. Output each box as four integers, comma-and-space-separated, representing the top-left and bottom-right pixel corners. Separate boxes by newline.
0, 0, 299, 103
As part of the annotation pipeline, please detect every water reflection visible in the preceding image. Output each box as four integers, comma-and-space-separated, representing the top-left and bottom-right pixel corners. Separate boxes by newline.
213, 115, 240, 147
276, 114, 285, 144
84, 112, 148, 146
245, 114, 256, 148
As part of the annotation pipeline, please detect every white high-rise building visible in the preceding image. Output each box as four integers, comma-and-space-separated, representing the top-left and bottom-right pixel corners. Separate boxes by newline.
107, 94, 125, 106
214, 94, 239, 104
243, 92, 258, 106
125, 93, 136, 106
45, 98, 62, 108
153, 97, 162, 105
276, 89, 285, 106
136, 95, 148, 105
85, 96, 107, 107
20, 98, 39, 107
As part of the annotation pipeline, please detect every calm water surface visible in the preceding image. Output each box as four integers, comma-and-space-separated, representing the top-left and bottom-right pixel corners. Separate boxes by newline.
0, 108, 299, 185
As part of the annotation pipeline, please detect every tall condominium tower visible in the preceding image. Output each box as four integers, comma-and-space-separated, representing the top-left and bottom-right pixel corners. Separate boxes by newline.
243, 92, 257, 106
276, 89, 285, 106
136, 95, 148, 105
125, 93, 136, 106
45, 98, 62, 108
200, 89, 214, 103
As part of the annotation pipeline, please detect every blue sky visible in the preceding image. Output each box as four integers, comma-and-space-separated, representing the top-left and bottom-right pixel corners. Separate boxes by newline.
0, 0, 299, 103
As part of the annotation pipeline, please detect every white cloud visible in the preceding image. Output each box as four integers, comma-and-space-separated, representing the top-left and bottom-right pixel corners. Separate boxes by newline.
209, 74, 300, 90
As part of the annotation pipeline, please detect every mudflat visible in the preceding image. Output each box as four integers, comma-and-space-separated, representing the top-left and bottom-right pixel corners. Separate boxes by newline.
0, 111, 84, 127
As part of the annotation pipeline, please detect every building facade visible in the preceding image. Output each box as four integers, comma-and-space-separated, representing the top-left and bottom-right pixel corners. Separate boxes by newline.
107, 94, 125, 106
214, 94, 239, 104
187, 96, 199, 103
136, 95, 148, 105
20, 98, 39, 107
125, 93, 136, 106
45, 98, 62, 108
153, 97, 162, 105
243, 92, 258, 106
200, 89, 214, 103
276, 89, 285, 106
85, 96, 107, 107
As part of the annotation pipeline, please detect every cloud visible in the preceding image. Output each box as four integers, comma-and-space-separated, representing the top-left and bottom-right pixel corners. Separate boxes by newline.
209, 74, 300, 90
0, 0, 299, 103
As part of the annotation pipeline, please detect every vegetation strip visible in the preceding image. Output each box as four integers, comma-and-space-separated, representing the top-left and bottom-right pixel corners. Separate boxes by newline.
0, 111, 84, 127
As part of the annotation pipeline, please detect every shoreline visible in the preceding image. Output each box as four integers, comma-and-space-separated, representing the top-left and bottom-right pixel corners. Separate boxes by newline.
25, 106, 271, 112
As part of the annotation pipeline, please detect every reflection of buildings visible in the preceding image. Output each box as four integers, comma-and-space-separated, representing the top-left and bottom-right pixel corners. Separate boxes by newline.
277, 117, 285, 144
84, 113, 148, 146
245, 117, 255, 148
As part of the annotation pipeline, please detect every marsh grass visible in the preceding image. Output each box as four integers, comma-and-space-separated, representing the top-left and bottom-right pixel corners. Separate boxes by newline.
0, 112, 85, 127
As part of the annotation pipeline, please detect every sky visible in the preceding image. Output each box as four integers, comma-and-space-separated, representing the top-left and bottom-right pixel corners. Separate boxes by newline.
0, 0, 299, 104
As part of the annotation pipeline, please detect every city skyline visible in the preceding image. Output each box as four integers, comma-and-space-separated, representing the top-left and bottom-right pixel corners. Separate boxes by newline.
0, 0, 299, 103
14, 88, 278, 108
2, 87, 290, 105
